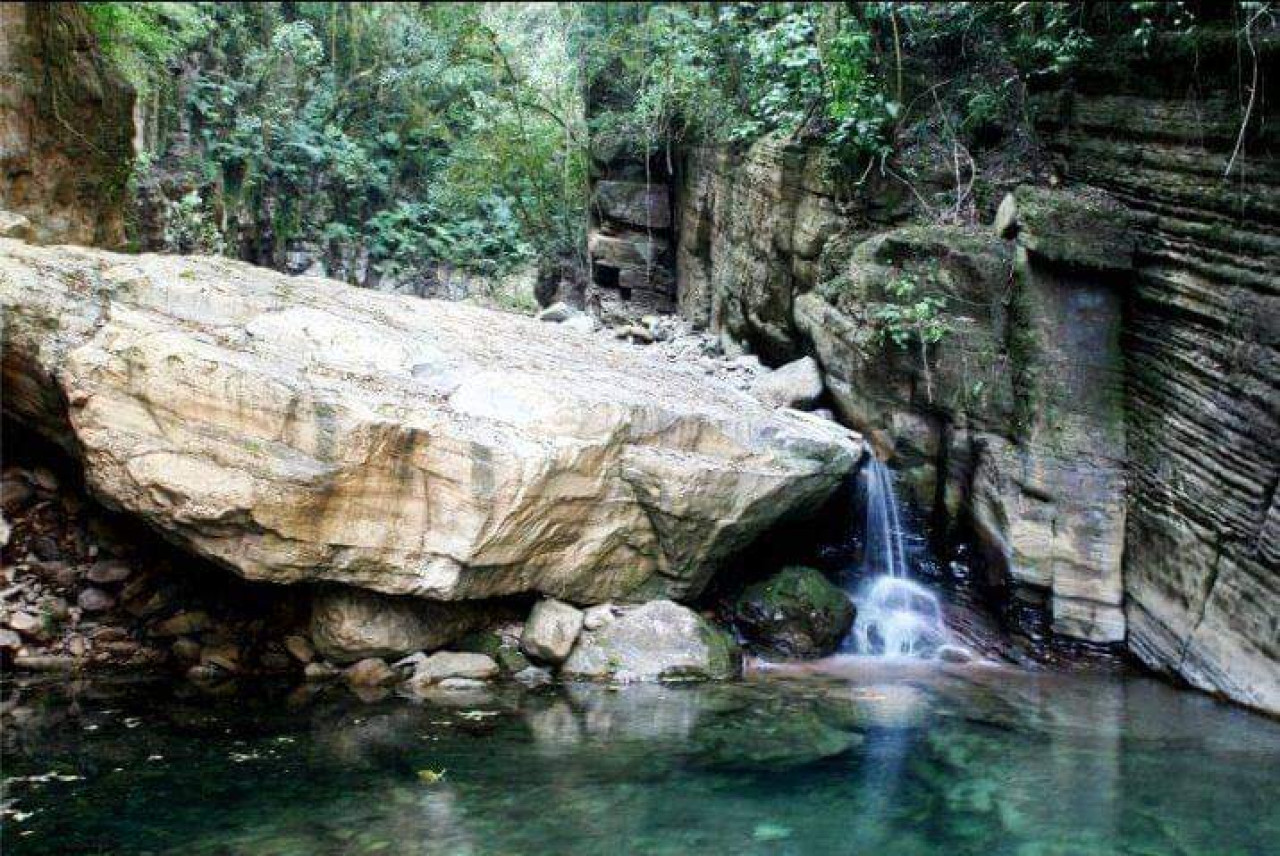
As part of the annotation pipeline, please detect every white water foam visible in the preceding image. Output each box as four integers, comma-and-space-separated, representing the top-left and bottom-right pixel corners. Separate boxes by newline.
846, 459, 949, 659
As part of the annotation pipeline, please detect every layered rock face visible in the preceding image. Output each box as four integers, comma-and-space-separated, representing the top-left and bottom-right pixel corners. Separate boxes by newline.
0, 3, 134, 248
791, 208, 1133, 647
677, 142, 850, 362
672, 45, 1278, 712
1, 238, 860, 607
1034, 58, 1279, 712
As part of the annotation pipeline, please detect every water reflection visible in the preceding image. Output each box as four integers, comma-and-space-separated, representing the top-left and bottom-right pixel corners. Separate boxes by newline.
2, 667, 1278, 855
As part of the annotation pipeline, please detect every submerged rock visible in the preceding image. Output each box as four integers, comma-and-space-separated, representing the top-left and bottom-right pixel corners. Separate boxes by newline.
561, 600, 741, 682
732, 566, 855, 658
691, 701, 864, 770
0, 240, 860, 605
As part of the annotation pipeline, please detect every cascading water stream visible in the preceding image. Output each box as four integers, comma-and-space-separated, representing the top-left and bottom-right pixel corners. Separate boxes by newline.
844, 458, 949, 658
861, 458, 909, 579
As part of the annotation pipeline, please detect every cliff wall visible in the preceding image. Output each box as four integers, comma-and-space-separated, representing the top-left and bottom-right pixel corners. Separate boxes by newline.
674, 35, 1278, 712
0, 2, 134, 248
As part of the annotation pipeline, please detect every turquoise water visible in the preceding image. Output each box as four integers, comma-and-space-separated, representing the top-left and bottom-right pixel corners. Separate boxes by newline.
3, 661, 1278, 855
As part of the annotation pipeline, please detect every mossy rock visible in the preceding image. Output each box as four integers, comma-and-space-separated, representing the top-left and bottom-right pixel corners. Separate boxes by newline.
455, 630, 529, 674
1001, 186, 1135, 271
733, 566, 855, 658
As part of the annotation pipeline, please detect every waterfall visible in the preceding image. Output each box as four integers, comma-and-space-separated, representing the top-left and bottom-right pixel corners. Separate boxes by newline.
861, 457, 909, 579
845, 459, 949, 658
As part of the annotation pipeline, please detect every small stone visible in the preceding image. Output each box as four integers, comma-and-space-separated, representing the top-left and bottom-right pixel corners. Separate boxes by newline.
86, 561, 132, 585
39, 596, 70, 621
171, 637, 202, 663
304, 661, 339, 681
90, 626, 130, 643
513, 665, 552, 687
407, 651, 499, 686
582, 603, 619, 631
562, 314, 597, 334
200, 644, 241, 674
0, 628, 21, 649
77, 588, 116, 613
0, 478, 33, 513
344, 657, 397, 687
615, 325, 654, 344
521, 599, 584, 665
259, 644, 293, 672
186, 663, 223, 681
30, 467, 59, 493
495, 647, 530, 674
936, 644, 974, 664
124, 588, 168, 619
284, 634, 315, 664
68, 635, 89, 658
437, 677, 487, 691
151, 611, 211, 636
0, 210, 33, 241
6, 611, 43, 636
537, 302, 576, 323
31, 536, 62, 562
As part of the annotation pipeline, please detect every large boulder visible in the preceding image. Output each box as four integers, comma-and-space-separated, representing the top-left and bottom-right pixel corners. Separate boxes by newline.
521, 599, 583, 665
0, 240, 861, 605
310, 587, 492, 664
749, 356, 824, 410
561, 600, 741, 682
732, 565, 854, 658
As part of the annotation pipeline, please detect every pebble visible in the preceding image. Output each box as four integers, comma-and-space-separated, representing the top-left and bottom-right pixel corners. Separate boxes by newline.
437, 677, 488, 691
200, 644, 241, 674
0, 628, 21, 649
171, 637, 202, 663
31, 536, 61, 562
0, 478, 33, 512
77, 588, 116, 613
583, 603, 619, 631
283, 634, 315, 664
67, 635, 88, 658
86, 561, 132, 585
30, 468, 59, 492
150, 610, 211, 636
304, 661, 339, 681
344, 657, 397, 687
513, 666, 552, 687
937, 644, 974, 664
6, 611, 43, 636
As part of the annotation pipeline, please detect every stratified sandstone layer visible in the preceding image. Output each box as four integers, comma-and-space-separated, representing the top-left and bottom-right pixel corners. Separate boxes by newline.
1037, 82, 1279, 713
0, 239, 860, 604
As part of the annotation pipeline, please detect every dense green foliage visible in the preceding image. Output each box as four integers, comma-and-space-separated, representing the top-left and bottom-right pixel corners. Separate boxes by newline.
84, 1, 1256, 295
89, 2, 586, 282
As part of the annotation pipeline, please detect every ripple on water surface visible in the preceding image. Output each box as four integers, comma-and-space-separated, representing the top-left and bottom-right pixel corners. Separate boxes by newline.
2, 666, 1278, 856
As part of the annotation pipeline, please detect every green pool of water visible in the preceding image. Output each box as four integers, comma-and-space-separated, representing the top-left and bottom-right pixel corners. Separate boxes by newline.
3, 662, 1277, 855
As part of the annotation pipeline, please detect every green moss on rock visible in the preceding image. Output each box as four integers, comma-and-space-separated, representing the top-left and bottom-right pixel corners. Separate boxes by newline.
733, 565, 854, 658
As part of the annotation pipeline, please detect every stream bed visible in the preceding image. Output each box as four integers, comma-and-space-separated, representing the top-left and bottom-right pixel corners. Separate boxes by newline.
3, 662, 1278, 855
